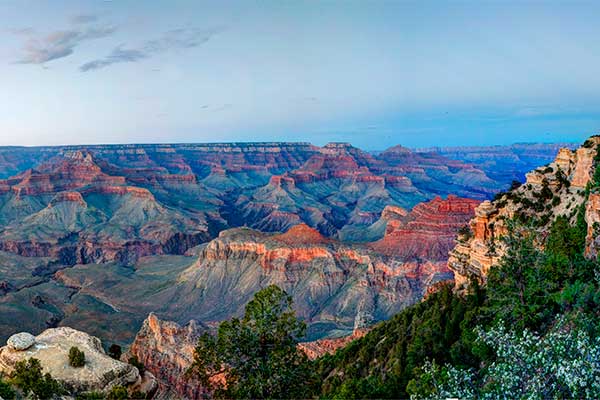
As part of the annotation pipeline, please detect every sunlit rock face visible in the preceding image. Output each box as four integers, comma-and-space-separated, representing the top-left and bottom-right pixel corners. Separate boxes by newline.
126, 313, 208, 400
172, 222, 455, 341
449, 136, 600, 292
370, 195, 479, 260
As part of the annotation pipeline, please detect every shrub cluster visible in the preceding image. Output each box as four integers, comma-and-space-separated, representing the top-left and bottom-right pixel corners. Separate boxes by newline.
69, 346, 86, 368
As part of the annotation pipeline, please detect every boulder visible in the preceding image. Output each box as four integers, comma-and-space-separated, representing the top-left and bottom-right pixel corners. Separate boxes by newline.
6, 332, 35, 351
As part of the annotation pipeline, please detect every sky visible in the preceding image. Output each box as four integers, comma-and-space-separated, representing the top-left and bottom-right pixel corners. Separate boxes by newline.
1, 0, 600, 149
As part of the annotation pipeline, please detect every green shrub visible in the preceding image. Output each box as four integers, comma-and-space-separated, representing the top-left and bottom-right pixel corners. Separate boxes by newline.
106, 385, 128, 400
10, 358, 64, 400
108, 344, 122, 360
457, 225, 472, 241
130, 389, 147, 399
76, 391, 105, 400
0, 377, 16, 400
69, 346, 86, 368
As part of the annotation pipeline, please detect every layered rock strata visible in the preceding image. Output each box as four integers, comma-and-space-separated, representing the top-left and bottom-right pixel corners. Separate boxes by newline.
449, 136, 600, 291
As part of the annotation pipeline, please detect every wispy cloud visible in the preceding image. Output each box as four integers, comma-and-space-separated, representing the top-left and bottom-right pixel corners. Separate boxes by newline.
70, 14, 99, 24
80, 46, 147, 72
79, 28, 220, 72
13, 24, 115, 65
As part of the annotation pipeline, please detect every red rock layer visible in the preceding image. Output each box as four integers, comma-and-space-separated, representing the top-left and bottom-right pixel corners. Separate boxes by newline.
0, 151, 126, 196
298, 328, 369, 360
370, 195, 479, 260
273, 223, 329, 245
126, 313, 208, 400
49, 191, 86, 206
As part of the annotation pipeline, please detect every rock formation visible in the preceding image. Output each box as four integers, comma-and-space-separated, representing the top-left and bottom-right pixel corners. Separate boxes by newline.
449, 136, 600, 291
370, 195, 479, 260
126, 313, 207, 400
169, 224, 453, 339
0, 327, 156, 396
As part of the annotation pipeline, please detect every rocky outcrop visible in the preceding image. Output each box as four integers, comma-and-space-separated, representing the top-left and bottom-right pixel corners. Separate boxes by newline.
299, 329, 368, 360
585, 193, 600, 258
449, 136, 600, 291
126, 313, 207, 400
0, 327, 155, 396
370, 195, 479, 260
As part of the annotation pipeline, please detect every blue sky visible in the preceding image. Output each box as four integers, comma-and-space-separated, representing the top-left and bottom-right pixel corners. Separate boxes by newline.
0, 0, 599, 149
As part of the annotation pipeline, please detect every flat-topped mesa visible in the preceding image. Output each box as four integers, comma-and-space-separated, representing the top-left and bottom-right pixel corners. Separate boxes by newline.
85, 185, 155, 199
321, 142, 354, 154
450, 136, 600, 292
0, 152, 127, 196
182, 225, 454, 339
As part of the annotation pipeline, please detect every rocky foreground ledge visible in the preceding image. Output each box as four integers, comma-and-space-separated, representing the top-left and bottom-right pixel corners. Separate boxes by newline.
0, 327, 157, 396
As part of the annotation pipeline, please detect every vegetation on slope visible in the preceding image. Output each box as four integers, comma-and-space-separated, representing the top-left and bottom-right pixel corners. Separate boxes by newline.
189, 285, 315, 399
315, 193, 600, 398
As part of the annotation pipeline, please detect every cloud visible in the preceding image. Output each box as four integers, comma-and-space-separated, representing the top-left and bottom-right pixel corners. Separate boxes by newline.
8, 27, 35, 35
70, 14, 98, 24
14, 25, 116, 65
79, 28, 219, 72
80, 46, 147, 72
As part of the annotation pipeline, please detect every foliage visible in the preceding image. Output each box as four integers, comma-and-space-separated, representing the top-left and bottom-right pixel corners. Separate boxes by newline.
69, 346, 86, 368
128, 356, 145, 376
106, 385, 128, 400
9, 358, 64, 400
76, 391, 105, 400
457, 224, 472, 241
0, 377, 16, 400
108, 344, 122, 360
409, 321, 600, 399
556, 168, 570, 188
189, 285, 315, 399
316, 191, 600, 398
316, 282, 486, 399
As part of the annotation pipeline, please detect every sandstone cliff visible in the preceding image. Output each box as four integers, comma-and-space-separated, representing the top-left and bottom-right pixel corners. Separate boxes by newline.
370, 195, 479, 260
126, 313, 208, 400
449, 136, 600, 291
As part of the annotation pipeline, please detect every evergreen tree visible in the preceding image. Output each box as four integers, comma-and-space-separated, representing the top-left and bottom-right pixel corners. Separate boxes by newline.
189, 285, 314, 399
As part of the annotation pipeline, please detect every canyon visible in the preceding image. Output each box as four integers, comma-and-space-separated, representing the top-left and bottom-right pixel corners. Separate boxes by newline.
0, 140, 566, 394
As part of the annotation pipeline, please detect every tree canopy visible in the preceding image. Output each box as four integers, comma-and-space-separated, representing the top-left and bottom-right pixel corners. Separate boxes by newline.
189, 285, 314, 399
